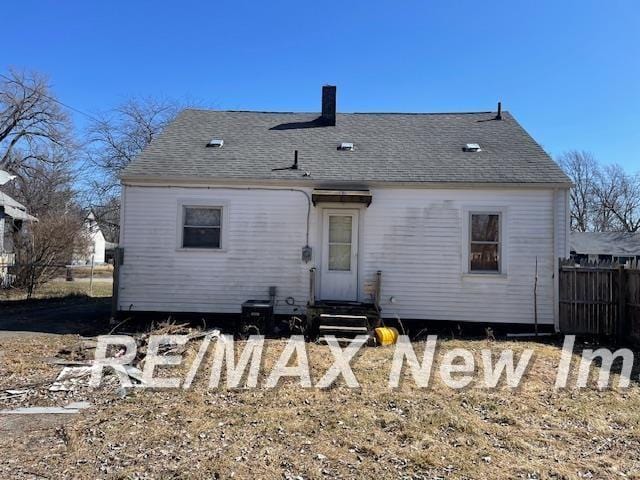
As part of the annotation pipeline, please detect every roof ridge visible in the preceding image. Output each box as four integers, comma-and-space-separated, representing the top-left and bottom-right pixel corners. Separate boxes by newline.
183, 108, 505, 116
351, 111, 498, 116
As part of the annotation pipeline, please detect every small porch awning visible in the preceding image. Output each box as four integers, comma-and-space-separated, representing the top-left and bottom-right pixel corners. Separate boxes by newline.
311, 189, 372, 207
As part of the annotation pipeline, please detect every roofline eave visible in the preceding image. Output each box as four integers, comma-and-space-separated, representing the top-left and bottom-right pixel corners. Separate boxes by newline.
120, 175, 572, 190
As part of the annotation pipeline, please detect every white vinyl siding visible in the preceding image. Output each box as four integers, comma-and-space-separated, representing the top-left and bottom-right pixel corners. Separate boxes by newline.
119, 184, 569, 325
121, 187, 309, 314
360, 188, 560, 325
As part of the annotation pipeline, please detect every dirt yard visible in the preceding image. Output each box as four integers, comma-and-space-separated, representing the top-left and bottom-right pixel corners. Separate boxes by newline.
1, 330, 639, 479
0, 277, 113, 336
0, 296, 111, 336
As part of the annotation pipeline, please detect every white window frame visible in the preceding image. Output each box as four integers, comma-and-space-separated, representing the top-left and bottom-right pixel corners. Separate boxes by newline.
176, 199, 229, 251
462, 207, 507, 276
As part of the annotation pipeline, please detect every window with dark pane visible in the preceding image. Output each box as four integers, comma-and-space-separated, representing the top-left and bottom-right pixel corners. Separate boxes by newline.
183, 207, 222, 249
470, 213, 500, 272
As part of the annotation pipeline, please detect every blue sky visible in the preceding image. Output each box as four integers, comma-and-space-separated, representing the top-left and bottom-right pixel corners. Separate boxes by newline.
3, 0, 639, 170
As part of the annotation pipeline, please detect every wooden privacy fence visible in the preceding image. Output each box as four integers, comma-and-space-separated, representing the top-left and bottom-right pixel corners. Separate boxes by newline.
630, 267, 640, 342
559, 259, 640, 342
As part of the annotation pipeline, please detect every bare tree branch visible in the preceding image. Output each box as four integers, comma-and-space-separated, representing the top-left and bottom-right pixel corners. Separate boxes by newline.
85, 97, 186, 241
593, 164, 640, 232
0, 69, 73, 174
558, 150, 598, 232
559, 150, 640, 233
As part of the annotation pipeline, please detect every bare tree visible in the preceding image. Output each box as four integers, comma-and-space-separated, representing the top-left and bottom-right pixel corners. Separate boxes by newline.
591, 163, 619, 231
593, 164, 640, 232
7, 162, 88, 297
91, 196, 120, 243
89, 98, 181, 195
0, 69, 73, 174
0, 69, 92, 296
557, 150, 599, 232
559, 150, 640, 233
12, 211, 88, 298
6, 159, 76, 216
87, 97, 184, 241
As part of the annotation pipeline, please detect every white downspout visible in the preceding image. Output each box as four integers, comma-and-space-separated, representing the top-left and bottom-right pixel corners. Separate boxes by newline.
115, 185, 127, 314
119, 186, 126, 246
552, 188, 560, 333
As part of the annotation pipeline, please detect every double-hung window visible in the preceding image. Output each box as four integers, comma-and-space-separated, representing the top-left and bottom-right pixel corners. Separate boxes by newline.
182, 206, 222, 249
469, 212, 501, 273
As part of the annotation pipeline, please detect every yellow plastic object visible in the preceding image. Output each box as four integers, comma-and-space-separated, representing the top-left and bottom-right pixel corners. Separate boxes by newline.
374, 327, 399, 346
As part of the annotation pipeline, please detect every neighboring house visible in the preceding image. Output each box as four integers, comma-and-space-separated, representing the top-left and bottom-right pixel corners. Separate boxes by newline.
570, 231, 640, 265
73, 212, 106, 265
0, 190, 37, 287
117, 86, 571, 329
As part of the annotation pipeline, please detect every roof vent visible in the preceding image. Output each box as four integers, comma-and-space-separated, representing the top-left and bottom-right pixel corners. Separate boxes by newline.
463, 143, 481, 152
338, 142, 354, 151
207, 138, 224, 148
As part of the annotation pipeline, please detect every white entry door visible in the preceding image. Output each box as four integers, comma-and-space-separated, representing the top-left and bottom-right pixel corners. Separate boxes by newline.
320, 209, 359, 301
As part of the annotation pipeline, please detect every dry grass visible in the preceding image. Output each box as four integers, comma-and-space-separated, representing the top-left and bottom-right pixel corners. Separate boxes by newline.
0, 278, 113, 301
71, 264, 114, 278
1, 335, 639, 479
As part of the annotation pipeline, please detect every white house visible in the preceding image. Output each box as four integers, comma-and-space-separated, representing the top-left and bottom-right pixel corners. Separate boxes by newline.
74, 212, 107, 265
0, 189, 37, 287
570, 231, 640, 265
117, 86, 571, 331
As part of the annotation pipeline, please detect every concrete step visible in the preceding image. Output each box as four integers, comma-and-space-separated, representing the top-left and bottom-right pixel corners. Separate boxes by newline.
312, 302, 379, 319
318, 335, 369, 345
319, 324, 369, 331
319, 324, 368, 333
319, 314, 369, 329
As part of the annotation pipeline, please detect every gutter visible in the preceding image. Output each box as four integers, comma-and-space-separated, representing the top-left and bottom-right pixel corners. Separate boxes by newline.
121, 176, 573, 190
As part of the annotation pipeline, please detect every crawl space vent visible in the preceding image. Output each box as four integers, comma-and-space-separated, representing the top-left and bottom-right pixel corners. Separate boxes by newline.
207, 138, 224, 148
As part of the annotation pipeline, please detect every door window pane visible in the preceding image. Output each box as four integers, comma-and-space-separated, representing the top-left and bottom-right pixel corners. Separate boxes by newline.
329, 216, 352, 243
328, 215, 353, 271
329, 244, 351, 271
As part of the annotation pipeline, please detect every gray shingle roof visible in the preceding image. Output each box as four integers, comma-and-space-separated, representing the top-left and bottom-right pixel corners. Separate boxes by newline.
571, 232, 640, 256
121, 109, 571, 185
0, 190, 37, 221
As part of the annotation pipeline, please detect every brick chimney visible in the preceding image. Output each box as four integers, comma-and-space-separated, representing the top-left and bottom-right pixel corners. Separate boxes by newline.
321, 85, 336, 126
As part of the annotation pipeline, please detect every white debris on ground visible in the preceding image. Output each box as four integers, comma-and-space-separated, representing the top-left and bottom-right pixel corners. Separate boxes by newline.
49, 365, 97, 391
0, 320, 222, 414
1, 401, 92, 414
